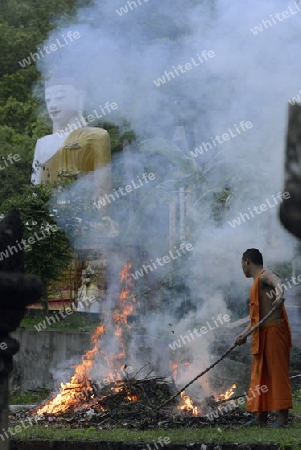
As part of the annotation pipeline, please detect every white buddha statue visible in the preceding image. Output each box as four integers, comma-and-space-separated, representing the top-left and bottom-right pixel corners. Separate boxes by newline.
30, 78, 117, 307
31, 78, 119, 238
31, 78, 111, 194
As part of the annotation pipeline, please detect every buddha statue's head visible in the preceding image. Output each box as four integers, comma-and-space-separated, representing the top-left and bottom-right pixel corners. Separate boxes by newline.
45, 78, 86, 132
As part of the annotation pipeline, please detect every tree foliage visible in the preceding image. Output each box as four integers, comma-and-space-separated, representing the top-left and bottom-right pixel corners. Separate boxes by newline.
0, 0, 128, 305
1, 184, 73, 311
0, 0, 94, 205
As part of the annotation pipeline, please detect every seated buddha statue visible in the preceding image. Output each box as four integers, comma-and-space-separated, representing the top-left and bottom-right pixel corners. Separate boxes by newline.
32, 77, 111, 189
31, 77, 117, 236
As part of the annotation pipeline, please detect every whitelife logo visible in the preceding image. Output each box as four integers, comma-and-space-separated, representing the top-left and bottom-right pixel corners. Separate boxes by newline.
228, 192, 290, 228
250, 2, 301, 35
207, 384, 268, 421
34, 295, 97, 331
93, 172, 155, 210
56, 102, 118, 138
189, 121, 253, 158
18, 31, 81, 68
169, 314, 231, 351
141, 436, 171, 450
131, 243, 193, 280
0, 416, 39, 443
153, 51, 215, 87
0, 342, 7, 351
288, 89, 301, 105
116, 0, 150, 16
0, 153, 20, 170
266, 273, 301, 299
0, 224, 58, 261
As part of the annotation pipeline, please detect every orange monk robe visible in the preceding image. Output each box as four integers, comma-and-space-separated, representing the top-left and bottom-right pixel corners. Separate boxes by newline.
246, 269, 293, 413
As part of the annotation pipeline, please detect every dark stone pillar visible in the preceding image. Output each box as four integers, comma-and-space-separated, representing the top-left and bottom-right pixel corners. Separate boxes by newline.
0, 209, 42, 450
279, 103, 301, 239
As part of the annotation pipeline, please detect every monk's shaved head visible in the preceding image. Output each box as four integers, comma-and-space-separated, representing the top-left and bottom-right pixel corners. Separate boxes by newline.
242, 248, 263, 266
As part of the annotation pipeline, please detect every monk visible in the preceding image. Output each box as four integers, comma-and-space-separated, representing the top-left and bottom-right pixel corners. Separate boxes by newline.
235, 248, 292, 427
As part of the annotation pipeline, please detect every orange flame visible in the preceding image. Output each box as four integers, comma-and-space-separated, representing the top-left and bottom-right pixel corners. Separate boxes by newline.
179, 391, 198, 416
36, 325, 105, 415
35, 263, 139, 416
170, 362, 178, 380
216, 383, 237, 401
110, 263, 139, 372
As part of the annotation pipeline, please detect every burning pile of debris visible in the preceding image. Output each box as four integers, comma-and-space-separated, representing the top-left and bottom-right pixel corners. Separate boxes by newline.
19, 263, 266, 429
32, 373, 177, 417
18, 381, 263, 430
19, 377, 296, 431
24, 369, 249, 430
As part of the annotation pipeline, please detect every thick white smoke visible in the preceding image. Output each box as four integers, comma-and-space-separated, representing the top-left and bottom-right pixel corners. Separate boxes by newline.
35, 0, 301, 399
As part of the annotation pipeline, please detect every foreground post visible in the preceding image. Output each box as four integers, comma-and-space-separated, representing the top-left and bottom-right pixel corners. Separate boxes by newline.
279, 103, 301, 239
0, 210, 42, 450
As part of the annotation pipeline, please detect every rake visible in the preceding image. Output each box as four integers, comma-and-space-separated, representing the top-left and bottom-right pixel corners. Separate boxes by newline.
157, 302, 283, 411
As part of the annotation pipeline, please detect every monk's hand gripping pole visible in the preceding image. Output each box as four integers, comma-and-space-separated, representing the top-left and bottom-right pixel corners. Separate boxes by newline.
156, 301, 283, 411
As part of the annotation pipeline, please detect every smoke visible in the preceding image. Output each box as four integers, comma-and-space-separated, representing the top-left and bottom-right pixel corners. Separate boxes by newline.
35, 0, 301, 398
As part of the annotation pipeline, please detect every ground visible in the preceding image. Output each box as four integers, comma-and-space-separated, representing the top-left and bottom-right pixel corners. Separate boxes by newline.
7, 389, 301, 449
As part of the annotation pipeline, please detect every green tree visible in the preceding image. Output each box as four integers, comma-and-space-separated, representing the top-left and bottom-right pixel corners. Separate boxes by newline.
1, 183, 73, 313
0, 0, 94, 208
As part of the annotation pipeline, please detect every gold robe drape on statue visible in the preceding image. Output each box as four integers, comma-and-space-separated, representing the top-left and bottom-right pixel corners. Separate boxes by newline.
40, 127, 111, 187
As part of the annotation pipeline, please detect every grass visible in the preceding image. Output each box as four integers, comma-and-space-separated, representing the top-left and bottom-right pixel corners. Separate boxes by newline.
10, 392, 301, 447
20, 310, 99, 332
9, 389, 51, 405
11, 419, 301, 447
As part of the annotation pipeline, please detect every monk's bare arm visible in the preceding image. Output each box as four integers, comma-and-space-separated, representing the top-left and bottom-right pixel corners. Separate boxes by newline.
260, 270, 284, 307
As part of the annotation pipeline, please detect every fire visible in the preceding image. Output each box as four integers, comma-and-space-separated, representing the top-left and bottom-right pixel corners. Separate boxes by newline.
107, 379, 137, 401
110, 262, 139, 372
36, 324, 105, 415
179, 391, 198, 416
171, 361, 199, 415
34, 263, 139, 416
170, 360, 191, 384
36, 376, 96, 415
170, 362, 178, 380
177, 384, 237, 417
216, 383, 237, 401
